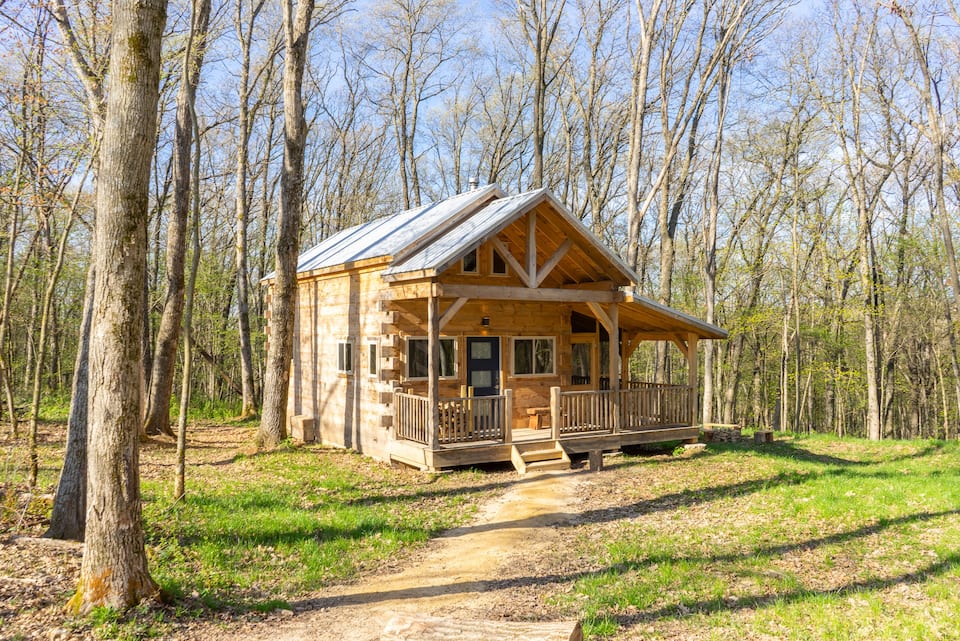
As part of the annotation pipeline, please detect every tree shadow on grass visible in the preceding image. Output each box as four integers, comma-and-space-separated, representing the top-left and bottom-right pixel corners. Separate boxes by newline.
284, 509, 960, 615
734, 438, 948, 468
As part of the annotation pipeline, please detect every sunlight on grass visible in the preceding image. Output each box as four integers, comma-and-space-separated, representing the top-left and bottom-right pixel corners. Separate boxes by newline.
558, 436, 960, 640
141, 446, 496, 609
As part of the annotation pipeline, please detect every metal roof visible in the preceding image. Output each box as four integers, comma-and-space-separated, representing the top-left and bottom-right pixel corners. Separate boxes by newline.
293, 184, 502, 274
383, 189, 545, 277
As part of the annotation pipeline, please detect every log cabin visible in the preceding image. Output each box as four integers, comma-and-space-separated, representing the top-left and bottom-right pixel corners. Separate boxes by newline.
267, 184, 726, 472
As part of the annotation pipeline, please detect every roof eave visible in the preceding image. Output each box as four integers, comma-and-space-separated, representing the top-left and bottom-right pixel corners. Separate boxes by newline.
625, 291, 728, 340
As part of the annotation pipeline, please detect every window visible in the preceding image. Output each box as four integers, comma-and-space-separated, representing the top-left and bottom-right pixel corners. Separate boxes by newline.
337, 341, 353, 373
492, 249, 507, 275
513, 337, 555, 376
407, 337, 457, 379
461, 248, 478, 273
571, 342, 591, 385
367, 341, 378, 377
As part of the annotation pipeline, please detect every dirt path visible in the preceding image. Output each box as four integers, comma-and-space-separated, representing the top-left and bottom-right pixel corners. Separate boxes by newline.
205, 469, 584, 641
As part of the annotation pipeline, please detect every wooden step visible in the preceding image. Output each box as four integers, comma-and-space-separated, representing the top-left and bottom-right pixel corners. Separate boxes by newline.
510, 442, 570, 474
521, 447, 563, 463
524, 458, 571, 473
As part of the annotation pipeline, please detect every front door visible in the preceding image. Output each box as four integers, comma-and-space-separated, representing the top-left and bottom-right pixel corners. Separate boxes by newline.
466, 336, 500, 396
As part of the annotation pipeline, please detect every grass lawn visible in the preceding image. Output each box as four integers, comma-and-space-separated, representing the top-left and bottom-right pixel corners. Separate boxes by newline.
3, 425, 960, 640
556, 436, 960, 640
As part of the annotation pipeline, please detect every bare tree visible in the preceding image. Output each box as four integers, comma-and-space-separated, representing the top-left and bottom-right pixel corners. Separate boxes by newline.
143, 0, 212, 437
69, 0, 167, 612
360, 0, 463, 208
515, 0, 568, 189
259, 0, 317, 448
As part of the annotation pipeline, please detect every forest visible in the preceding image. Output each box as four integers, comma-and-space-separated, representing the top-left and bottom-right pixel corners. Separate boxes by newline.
1, 0, 959, 447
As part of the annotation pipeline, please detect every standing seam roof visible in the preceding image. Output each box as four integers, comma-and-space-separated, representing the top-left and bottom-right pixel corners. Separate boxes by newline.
293, 184, 500, 274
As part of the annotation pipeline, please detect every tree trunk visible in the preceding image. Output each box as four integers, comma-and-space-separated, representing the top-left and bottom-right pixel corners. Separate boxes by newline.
143, 0, 211, 437
259, 0, 315, 448
176, 99, 204, 500
69, 0, 167, 614
234, 0, 267, 421
46, 265, 94, 541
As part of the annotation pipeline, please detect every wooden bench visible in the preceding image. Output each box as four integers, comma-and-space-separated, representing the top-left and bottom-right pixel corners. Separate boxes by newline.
526, 406, 551, 429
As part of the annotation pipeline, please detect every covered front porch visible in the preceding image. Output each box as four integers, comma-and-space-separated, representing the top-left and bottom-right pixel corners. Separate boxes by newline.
389, 380, 700, 472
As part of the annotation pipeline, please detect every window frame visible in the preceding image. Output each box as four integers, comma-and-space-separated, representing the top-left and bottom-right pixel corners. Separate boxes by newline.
406, 336, 458, 380
366, 340, 378, 378
511, 336, 556, 377
337, 340, 354, 374
491, 247, 508, 276
461, 247, 478, 274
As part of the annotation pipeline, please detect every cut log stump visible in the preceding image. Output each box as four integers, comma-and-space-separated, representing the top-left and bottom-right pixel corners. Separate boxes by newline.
753, 430, 774, 444
381, 614, 583, 641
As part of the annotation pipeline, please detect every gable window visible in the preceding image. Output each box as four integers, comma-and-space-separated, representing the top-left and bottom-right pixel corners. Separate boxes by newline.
337, 341, 353, 374
367, 341, 378, 377
407, 337, 457, 379
512, 337, 555, 376
492, 249, 507, 275
462, 248, 478, 273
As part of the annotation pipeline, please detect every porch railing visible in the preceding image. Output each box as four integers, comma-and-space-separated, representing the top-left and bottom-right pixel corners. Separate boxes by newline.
394, 392, 432, 445
394, 392, 509, 446
559, 383, 693, 434
395, 383, 692, 447
438, 395, 506, 444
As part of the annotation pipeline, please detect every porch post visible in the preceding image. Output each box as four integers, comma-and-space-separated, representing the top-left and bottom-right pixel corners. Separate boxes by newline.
550, 386, 561, 441
610, 304, 620, 433
686, 332, 699, 426
428, 293, 440, 448
503, 388, 513, 445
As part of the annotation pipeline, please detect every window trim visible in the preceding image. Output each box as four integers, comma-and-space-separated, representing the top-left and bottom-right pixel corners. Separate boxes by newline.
406, 336, 458, 380
511, 336, 556, 377
337, 340, 354, 374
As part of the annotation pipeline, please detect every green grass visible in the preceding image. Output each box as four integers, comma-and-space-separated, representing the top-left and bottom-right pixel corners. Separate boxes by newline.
141, 443, 497, 611
556, 436, 960, 639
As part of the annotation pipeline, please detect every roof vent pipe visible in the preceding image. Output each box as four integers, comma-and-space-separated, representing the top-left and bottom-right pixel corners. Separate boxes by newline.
468, 176, 480, 190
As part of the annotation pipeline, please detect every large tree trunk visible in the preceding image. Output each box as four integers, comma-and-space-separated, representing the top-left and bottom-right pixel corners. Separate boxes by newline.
143, 0, 211, 437
69, 0, 167, 614
259, 0, 315, 448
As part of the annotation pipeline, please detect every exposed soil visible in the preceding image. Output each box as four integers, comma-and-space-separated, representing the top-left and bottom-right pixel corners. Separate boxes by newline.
177, 469, 587, 641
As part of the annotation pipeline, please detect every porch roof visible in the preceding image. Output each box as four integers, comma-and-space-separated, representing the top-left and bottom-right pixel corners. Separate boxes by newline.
616, 291, 728, 340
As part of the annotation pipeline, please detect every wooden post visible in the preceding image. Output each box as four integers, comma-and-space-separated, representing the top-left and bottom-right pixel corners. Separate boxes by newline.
687, 332, 699, 427
609, 304, 620, 433
551, 386, 561, 441
467, 385, 474, 436
527, 210, 537, 287
503, 388, 513, 444
428, 294, 440, 448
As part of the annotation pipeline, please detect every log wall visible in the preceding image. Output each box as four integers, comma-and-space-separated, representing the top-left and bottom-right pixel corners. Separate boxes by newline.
290, 265, 394, 460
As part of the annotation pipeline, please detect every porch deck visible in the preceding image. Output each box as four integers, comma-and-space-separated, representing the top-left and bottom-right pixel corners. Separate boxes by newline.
389, 383, 699, 471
